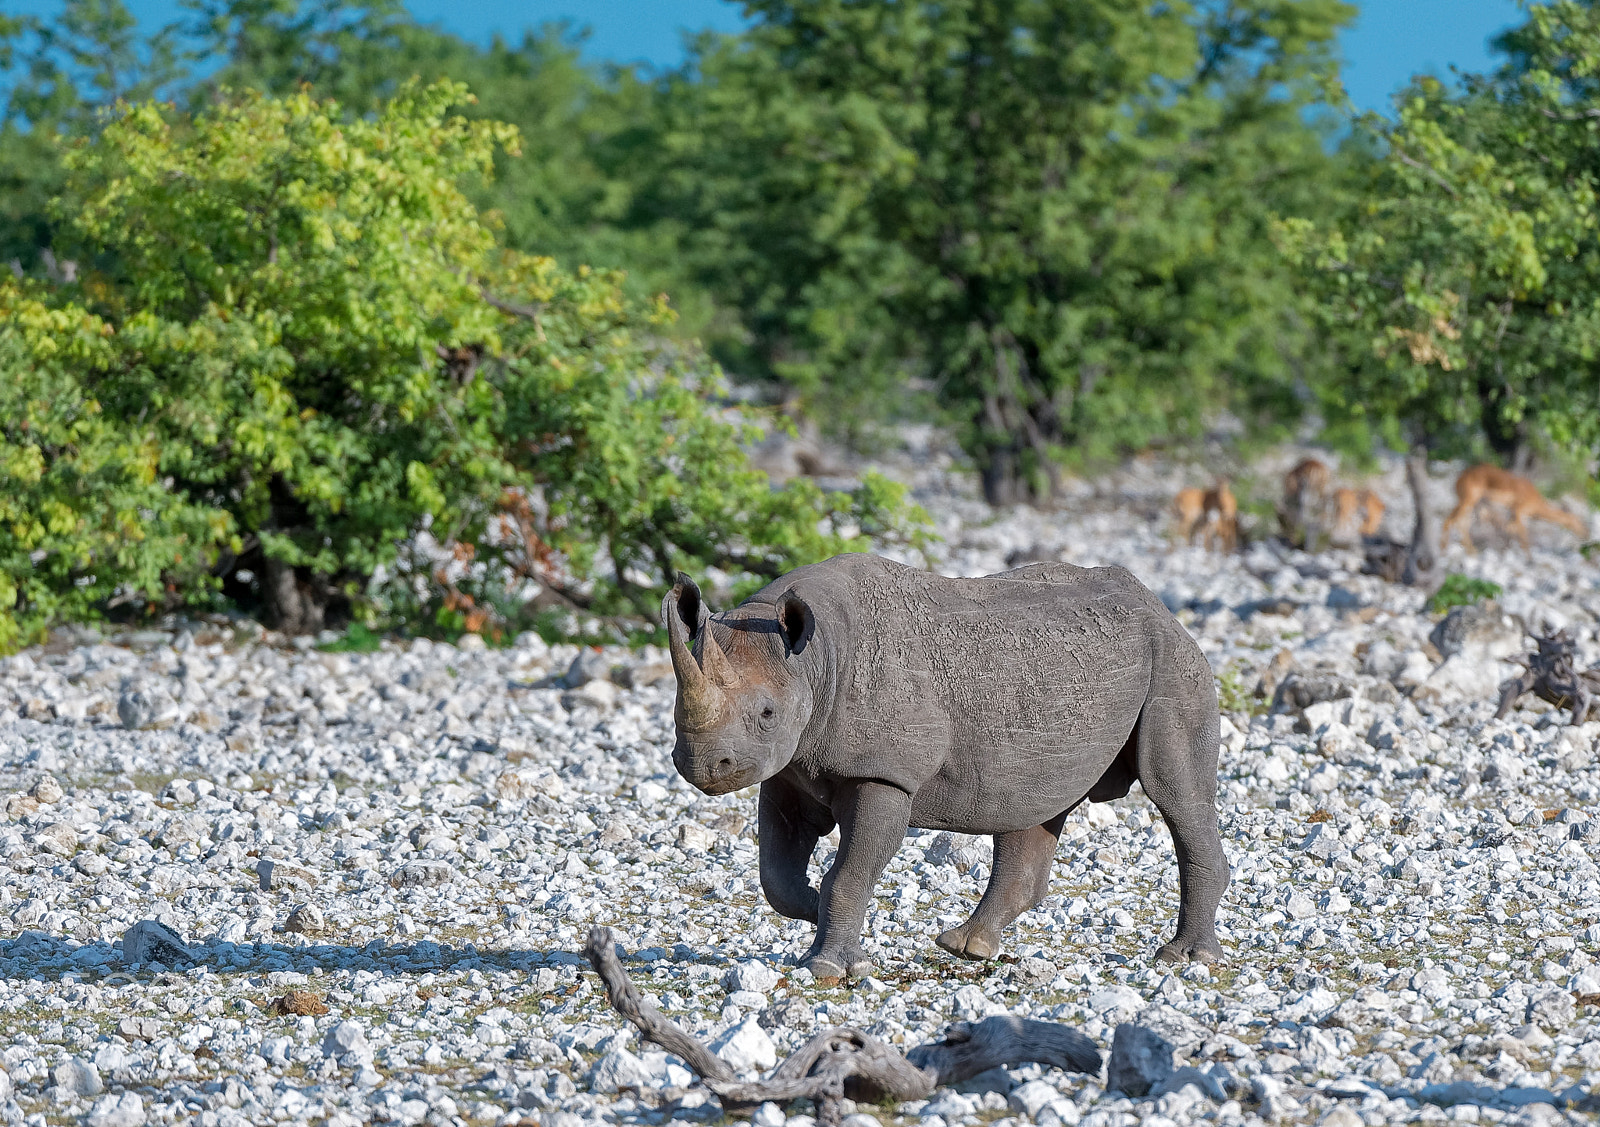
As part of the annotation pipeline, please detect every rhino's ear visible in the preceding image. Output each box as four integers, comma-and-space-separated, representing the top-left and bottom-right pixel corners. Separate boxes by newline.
672, 572, 710, 637
776, 589, 813, 656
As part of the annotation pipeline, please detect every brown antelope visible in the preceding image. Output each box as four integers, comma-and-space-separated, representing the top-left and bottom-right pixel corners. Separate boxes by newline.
1174, 480, 1237, 551
1283, 457, 1330, 512
1331, 487, 1385, 539
1440, 464, 1588, 552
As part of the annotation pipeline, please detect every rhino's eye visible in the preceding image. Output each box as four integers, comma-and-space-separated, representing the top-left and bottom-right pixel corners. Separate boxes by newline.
757, 704, 776, 730
760, 706, 775, 720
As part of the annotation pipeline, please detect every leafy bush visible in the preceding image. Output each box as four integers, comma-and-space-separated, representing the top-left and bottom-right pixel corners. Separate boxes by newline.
1425, 574, 1503, 615
1, 80, 927, 646
0, 285, 227, 649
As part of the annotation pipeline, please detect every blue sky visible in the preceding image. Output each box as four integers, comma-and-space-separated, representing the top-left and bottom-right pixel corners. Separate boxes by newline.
8, 0, 1527, 114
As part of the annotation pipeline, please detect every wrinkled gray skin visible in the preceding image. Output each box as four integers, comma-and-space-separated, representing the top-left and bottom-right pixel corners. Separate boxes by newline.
663, 553, 1227, 979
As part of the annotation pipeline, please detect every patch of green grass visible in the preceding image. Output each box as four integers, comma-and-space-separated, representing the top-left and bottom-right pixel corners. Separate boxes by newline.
1425, 574, 1503, 614
317, 622, 384, 653
1216, 665, 1266, 717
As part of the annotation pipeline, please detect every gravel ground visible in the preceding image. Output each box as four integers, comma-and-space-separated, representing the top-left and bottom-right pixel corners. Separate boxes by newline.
2, 447, 1600, 1127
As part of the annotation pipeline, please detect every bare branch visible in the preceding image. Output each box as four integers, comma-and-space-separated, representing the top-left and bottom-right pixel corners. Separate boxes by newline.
581, 927, 735, 1084
581, 925, 1102, 1125
481, 290, 546, 321
1393, 149, 1459, 199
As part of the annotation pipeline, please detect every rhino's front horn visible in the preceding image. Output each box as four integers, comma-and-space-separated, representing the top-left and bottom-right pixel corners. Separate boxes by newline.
663, 574, 728, 728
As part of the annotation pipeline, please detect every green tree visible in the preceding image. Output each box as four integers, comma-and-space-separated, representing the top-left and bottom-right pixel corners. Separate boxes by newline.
182, 1, 707, 331
641, 0, 1355, 501
10, 80, 920, 642
0, 0, 185, 270
1280, 1, 1600, 574
0, 282, 226, 649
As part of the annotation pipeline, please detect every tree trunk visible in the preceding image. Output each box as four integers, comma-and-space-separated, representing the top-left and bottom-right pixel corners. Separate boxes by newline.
1402, 449, 1438, 588
262, 556, 327, 635
981, 448, 1019, 506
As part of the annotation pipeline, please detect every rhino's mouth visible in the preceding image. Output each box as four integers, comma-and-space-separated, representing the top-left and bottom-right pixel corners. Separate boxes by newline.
672, 742, 753, 795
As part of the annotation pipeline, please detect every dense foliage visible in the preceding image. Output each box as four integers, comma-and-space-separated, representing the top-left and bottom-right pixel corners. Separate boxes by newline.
1281, 0, 1600, 466
0, 76, 923, 645
645, 0, 1359, 501
2, 0, 1599, 645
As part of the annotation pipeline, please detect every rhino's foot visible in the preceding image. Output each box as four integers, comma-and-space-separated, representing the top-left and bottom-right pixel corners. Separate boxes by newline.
935, 923, 1001, 961
1155, 934, 1222, 965
799, 948, 872, 982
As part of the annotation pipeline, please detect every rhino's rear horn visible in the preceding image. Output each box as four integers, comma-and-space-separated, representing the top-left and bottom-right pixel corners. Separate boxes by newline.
777, 589, 813, 655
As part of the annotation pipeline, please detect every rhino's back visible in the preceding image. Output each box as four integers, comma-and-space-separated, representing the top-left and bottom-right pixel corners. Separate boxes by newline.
796, 555, 1202, 832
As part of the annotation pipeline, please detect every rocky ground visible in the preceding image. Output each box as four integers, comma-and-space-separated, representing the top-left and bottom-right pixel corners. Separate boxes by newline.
0, 443, 1599, 1127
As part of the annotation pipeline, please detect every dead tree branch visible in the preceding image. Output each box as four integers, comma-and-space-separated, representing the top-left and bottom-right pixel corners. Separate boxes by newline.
581, 926, 734, 1084
1496, 630, 1600, 724
581, 926, 1101, 1124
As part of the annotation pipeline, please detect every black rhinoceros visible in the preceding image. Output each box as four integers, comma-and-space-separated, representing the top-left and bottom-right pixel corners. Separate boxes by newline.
663, 553, 1227, 979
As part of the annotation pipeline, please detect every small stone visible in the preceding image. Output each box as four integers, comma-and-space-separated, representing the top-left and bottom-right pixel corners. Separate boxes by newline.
621, 660, 675, 688
117, 1016, 161, 1041
91, 1045, 129, 1073
676, 823, 718, 853
1304, 762, 1340, 795
1301, 823, 1341, 859
495, 768, 565, 803
32, 821, 79, 856
73, 851, 109, 876
4, 794, 39, 818
28, 776, 64, 804
119, 920, 193, 965
1152, 1064, 1228, 1101
285, 903, 326, 934
565, 650, 614, 688
751, 1103, 786, 1127
562, 679, 618, 711
1570, 965, 1600, 994
1087, 984, 1145, 1021
1285, 892, 1317, 920
1409, 966, 1454, 1004
1008, 1079, 1066, 1118
51, 1057, 102, 1097
1010, 955, 1059, 985
924, 1091, 978, 1120
390, 861, 457, 889
711, 1017, 777, 1073
723, 961, 783, 995
320, 1020, 371, 1061
1108, 1023, 1177, 1096
117, 686, 180, 730
85, 1092, 145, 1127
598, 817, 632, 847
588, 1047, 655, 1094
260, 858, 318, 891
1527, 988, 1577, 1030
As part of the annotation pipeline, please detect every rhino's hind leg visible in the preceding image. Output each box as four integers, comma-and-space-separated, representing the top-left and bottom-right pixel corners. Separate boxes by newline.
1136, 696, 1229, 965
936, 812, 1066, 961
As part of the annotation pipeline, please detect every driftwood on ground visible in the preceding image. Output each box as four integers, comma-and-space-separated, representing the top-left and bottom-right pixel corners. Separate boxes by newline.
1497, 630, 1600, 724
581, 925, 1101, 1124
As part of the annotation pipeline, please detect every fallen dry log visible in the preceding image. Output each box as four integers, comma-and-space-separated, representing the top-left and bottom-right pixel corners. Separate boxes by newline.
1497, 630, 1600, 724
581, 925, 1100, 1124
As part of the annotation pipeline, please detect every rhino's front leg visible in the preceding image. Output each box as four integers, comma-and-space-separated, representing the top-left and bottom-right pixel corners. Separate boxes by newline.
801, 780, 910, 980
758, 777, 834, 923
